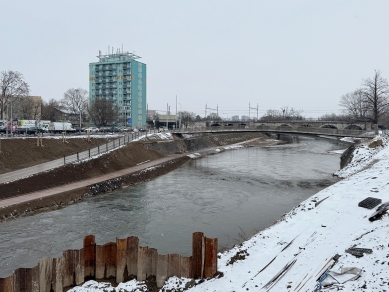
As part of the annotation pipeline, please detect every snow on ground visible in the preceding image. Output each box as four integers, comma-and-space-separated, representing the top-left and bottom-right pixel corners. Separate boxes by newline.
67, 280, 147, 292
71, 133, 389, 291
133, 132, 173, 141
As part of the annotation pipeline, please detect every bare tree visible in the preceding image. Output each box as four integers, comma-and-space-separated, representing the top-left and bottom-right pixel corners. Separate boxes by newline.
260, 107, 304, 121
339, 89, 368, 121
41, 99, 61, 122
180, 111, 196, 128
12, 96, 42, 120
61, 88, 88, 129
88, 98, 119, 127
361, 70, 389, 124
0, 71, 29, 120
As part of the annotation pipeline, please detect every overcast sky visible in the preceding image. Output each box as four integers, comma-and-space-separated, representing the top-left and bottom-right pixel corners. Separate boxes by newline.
2, 1, 389, 119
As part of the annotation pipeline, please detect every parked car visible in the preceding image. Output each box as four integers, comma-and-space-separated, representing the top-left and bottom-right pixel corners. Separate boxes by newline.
85, 127, 99, 133
99, 127, 111, 132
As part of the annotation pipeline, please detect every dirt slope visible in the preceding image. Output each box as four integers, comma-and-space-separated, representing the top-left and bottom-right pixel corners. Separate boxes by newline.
0, 137, 116, 174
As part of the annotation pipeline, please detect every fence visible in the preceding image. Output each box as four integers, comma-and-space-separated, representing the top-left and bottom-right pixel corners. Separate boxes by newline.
0, 232, 217, 291
63, 131, 158, 165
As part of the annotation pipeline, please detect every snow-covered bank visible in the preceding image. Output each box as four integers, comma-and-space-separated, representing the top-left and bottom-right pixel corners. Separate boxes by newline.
72, 134, 389, 292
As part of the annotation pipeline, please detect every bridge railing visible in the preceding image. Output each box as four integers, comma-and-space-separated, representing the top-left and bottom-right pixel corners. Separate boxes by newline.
171, 125, 374, 138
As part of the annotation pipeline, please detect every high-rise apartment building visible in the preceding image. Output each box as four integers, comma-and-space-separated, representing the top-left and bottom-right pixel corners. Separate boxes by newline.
89, 50, 146, 127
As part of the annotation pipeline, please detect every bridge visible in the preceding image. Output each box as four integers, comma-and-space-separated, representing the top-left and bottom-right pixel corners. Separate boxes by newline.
171, 121, 376, 138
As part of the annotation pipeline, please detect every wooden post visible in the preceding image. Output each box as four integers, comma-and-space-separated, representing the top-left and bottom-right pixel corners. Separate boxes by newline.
95, 245, 105, 279
104, 242, 117, 279
168, 254, 181, 278
180, 256, 192, 278
55, 254, 65, 291
0, 274, 14, 292
137, 246, 148, 281
148, 248, 158, 277
126, 236, 139, 277
96, 242, 117, 279
156, 254, 168, 288
204, 237, 218, 278
62, 249, 84, 288
84, 235, 96, 279
192, 232, 204, 278
38, 257, 55, 292
116, 238, 127, 283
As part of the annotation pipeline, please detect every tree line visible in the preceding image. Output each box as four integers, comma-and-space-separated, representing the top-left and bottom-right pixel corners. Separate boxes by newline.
0, 70, 119, 127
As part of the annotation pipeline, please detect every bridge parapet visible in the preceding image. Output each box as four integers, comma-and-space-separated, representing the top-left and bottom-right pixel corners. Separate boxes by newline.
172, 125, 374, 138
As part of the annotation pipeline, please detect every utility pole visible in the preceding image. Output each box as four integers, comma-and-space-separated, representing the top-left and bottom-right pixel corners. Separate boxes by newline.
166, 103, 168, 130
206, 104, 218, 125
249, 101, 257, 123
175, 95, 177, 129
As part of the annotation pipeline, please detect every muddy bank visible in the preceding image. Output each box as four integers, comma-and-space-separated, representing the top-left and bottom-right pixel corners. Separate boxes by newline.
0, 137, 116, 174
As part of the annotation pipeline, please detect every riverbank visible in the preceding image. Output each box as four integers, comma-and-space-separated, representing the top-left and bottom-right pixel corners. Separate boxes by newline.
0, 132, 277, 220
70, 133, 389, 291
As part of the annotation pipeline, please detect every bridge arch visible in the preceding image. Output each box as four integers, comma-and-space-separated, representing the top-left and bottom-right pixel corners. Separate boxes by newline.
280, 124, 292, 127
344, 124, 362, 130
320, 124, 338, 129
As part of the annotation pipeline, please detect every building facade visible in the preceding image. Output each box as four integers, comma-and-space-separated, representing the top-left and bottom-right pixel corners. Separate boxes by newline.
89, 50, 146, 127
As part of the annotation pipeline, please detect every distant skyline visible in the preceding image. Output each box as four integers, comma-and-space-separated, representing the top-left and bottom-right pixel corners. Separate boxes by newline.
2, 1, 389, 119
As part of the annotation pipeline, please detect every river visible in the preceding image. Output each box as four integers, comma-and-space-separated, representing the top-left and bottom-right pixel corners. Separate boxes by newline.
0, 135, 348, 277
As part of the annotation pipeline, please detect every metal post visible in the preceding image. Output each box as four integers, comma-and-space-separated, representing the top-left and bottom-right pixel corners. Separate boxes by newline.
77, 152, 79, 161
89, 149, 90, 158
98, 145, 100, 154
64, 155, 65, 165
106, 143, 108, 152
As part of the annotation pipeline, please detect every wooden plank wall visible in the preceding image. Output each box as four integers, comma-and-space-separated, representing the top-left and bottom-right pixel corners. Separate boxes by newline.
0, 232, 217, 291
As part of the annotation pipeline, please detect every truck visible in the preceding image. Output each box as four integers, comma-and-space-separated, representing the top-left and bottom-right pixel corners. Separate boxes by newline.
18, 120, 51, 134
49, 122, 76, 133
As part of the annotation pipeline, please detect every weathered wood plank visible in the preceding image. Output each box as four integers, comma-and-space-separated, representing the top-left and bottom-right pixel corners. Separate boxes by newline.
180, 256, 192, 278
149, 248, 158, 277
127, 236, 139, 277
204, 237, 218, 278
75, 248, 85, 285
38, 257, 54, 292
95, 245, 105, 279
116, 238, 127, 283
55, 255, 65, 292
192, 232, 204, 278
83, 235, 96, 279
104, 242, 117, 279
156, 254, 168, 288
31, 266, 39, 292
137, 246, 148, 281
168, 254, 181, 278
0, 274, 14, 292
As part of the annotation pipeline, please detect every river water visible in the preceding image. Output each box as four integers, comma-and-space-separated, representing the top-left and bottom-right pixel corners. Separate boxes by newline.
0, 136, 348, 277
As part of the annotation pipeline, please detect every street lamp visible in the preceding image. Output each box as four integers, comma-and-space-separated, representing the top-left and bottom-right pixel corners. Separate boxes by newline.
75, 89, 82, 134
